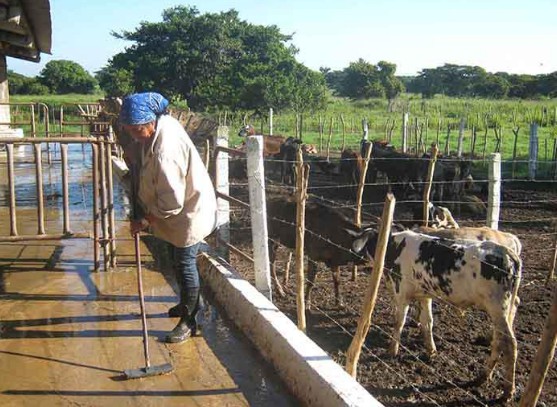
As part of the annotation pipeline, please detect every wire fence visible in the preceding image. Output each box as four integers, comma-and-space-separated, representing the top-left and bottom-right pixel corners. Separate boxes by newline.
214, 132, 557, 406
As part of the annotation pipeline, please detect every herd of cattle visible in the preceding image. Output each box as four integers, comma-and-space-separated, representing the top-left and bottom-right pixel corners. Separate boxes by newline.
259, 138, 520, 402
265, 196, 522, 400
235, 125, 478, 216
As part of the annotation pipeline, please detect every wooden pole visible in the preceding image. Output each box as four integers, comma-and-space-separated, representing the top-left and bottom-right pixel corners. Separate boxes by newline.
352, 142, 373, 281
519, 284, 557, 407
547, 234, 557, 283
345, 193, 396, 376
269, 107, 273, 136
423, 144, 439, 226
340, 114, 346, 151
326, 117, 333, 161
246, 135, 272, 300
512, 127, 520, 178
295, 148, 310, 332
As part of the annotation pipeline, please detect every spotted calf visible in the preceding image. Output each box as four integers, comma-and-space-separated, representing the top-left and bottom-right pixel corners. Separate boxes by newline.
352, 228, 522, 400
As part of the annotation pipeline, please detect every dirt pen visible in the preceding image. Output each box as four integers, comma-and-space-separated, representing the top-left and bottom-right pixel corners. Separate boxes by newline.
213, 128, 557, 406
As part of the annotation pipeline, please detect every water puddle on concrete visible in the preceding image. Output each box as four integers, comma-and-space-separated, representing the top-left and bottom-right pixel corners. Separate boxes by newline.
0, 143, 296, 406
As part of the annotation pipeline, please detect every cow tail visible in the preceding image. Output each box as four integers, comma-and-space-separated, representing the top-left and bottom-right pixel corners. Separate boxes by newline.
507, 248, 522, 324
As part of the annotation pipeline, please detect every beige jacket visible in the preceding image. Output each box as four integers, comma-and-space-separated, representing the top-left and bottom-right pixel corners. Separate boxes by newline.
138, 115, 217, 247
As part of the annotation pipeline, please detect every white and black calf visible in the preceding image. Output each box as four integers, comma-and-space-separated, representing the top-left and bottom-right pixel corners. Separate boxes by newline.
352, 229, 522, 400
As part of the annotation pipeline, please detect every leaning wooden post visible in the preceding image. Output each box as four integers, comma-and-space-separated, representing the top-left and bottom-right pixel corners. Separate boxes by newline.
529, 123, 538, 180
519, 284, 557, 407
352, 142, 373, 281
547, 230, 557, 284
346, 193, 396, 377
487, 152, 501, 230
401, 112, 409, 153
215, 126, 230, 261
246, 135, 272, 300
295, 148, 310, 332
423, 144, 439, 226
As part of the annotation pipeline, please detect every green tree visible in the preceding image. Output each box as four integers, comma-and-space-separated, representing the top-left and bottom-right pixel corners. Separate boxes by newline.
39, 60, 98, 94
102, 6, 327, 112
8, 70, 50, 95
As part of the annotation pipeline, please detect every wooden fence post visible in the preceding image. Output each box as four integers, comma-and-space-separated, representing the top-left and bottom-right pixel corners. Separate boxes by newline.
215, 126, 230, 260
346, 193, 396, 377
529, 123, 538, 180
519, 284, 557, 407
487, 152, 501, 230
246, 136, 272, 300
326, 116, 333, 161
295, 148, 310, 332
547, 234, 557, 283
402, 112, 409, 153
340, 114, 346, 151
423, 144, 439, 226
352, 142, 373, 281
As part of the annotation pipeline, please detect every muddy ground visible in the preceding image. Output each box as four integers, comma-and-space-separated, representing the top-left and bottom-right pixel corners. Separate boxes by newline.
225, 165, 557, 407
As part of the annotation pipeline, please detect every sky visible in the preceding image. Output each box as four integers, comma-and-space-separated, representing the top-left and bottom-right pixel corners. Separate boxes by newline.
8, 0, 557, 78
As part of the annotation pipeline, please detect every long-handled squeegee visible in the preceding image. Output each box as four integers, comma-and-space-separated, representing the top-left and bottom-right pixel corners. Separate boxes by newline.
123, 232, 174, 379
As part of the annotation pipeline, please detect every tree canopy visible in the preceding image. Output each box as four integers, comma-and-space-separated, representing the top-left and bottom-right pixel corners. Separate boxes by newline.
39, 60, 98, 94
97, 6, 327, 113
322, 59, 404, 100
406, 63, 557, 99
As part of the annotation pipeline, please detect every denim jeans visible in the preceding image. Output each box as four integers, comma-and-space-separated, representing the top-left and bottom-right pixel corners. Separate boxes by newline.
172, 242, 201, 292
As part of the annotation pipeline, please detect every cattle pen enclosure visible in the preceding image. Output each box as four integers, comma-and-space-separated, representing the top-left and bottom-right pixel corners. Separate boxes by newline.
214, 127, 557, 406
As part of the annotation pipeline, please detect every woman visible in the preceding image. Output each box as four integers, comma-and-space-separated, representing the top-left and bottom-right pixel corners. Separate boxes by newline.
119, 92, 217, 343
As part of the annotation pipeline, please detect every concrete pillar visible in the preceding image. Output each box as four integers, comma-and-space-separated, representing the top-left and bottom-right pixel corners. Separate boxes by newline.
0, 55, 11, 131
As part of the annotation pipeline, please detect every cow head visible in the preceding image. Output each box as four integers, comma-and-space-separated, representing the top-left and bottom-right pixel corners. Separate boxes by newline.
429, 204, 460, 229
349, 227, 378, 259
238, 124, 256, 138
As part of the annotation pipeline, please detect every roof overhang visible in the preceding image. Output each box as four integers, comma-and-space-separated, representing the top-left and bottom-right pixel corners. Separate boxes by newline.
0, 0, 51, 62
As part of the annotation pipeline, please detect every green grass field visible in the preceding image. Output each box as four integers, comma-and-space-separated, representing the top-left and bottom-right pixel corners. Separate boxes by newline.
10, 93, 557, 167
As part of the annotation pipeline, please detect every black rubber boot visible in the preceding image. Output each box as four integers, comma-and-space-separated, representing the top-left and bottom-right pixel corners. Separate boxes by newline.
168, 303, 182, 318
165, 288, 200, 343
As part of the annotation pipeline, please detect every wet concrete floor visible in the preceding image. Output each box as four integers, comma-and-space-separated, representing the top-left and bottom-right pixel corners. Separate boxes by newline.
0, 144, 297, 406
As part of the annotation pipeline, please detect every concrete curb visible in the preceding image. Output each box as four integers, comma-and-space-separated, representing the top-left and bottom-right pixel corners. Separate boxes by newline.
199, 253, 383, 407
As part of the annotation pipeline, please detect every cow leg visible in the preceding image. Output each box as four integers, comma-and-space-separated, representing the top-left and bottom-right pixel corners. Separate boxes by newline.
497, 315, 517, 400
389, 301, 410, 357
419, 298, 437, 357
305, 261, 318, 310
331, 265, 344, 308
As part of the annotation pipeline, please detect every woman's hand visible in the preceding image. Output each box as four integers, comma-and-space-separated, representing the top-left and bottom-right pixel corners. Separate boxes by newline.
130, 218, 148, 235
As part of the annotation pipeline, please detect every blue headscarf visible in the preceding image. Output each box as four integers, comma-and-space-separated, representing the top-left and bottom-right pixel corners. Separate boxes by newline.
119, 92, 170, 125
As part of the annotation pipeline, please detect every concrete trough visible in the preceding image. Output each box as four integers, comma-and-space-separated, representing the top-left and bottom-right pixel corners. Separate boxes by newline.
199, 252, 383, 407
